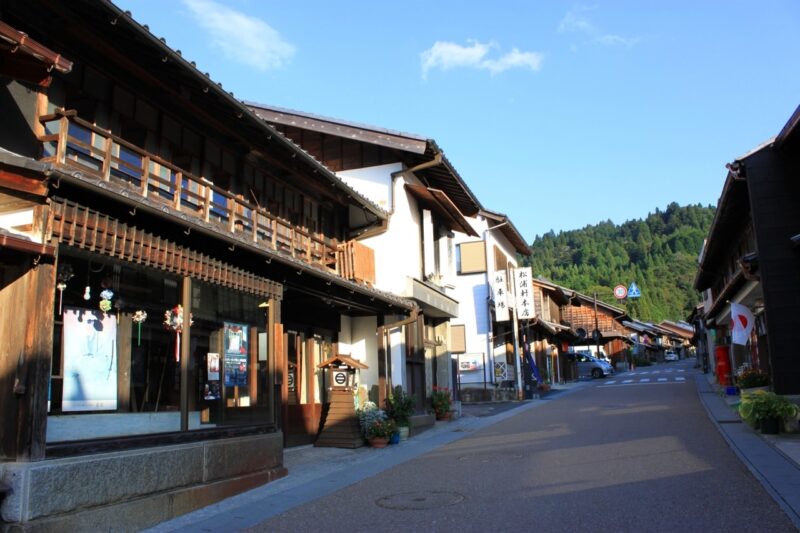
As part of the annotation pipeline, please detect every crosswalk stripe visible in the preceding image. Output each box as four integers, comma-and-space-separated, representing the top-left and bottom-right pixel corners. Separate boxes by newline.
676, 377, 685, 381
623, 379, 633, 383
641, 378, 651, 382
605, 380, 616, 384
658, 378, 667, 382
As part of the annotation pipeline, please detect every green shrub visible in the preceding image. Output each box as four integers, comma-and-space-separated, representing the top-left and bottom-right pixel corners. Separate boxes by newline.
385, 386, 415, 427
739, 390, 799, 423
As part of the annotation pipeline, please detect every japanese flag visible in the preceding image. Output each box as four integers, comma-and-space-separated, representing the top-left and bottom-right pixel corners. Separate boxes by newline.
731, 302, 755, 346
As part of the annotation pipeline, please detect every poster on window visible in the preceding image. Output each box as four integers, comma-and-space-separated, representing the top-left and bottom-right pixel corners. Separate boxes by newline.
207, 352, 220, 381
223, 322, 248, 387
62, 307, 118, 411
458, 353, 485, 384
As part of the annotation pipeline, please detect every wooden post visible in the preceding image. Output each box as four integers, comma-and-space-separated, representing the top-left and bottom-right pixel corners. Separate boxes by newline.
267, 297, 277, 425
174, 172, 183, 211
180, 276, 191, 432
140, 156, 150, 197
56, 116, 67, 164
101, 136, 112, 181
118, 313, 132, 412
0, 247, 56, 461
377, 321, 387, 406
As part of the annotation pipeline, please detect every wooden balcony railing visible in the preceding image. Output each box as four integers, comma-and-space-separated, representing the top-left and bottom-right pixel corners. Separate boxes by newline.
37, 109, 371, 283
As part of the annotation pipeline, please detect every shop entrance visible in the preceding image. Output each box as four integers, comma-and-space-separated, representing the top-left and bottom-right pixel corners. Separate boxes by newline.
284, 332, 328, 447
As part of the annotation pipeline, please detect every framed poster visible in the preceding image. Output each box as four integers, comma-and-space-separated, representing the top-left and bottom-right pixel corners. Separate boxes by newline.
223, 322, 248, 387
62, 307, 118, 411
207, 352, 220, 381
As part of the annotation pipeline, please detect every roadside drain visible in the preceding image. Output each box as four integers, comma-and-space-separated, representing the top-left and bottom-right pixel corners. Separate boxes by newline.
376, 490, 465, 510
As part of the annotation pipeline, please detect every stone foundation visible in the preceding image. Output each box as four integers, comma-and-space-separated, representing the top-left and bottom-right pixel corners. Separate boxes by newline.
0, 433, 285, 531
459, 388, 518, 403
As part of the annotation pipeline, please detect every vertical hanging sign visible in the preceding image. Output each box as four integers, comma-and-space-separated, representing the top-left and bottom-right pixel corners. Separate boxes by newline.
492, 270, 510, 322
513, 267, 534, 320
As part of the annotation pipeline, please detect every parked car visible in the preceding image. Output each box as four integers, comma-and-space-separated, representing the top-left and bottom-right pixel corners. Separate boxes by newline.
664, 351, 678, 362
574, 351, 613, 379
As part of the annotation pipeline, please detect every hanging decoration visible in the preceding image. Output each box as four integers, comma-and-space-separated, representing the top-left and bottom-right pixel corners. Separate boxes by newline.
56, 263, 74, 315
132, 310, 147, 346
99, 289, 114, 315
164, 305, 193, 362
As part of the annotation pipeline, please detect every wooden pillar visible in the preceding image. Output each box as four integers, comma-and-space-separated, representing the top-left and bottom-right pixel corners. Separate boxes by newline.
20, 255, 56, 461
0, 249, 56, 461
416, 313, 425, 394
180, 276, 191, 432
117, 313, 132, 412
267, 296, 278, 425
377, 320, 386, 405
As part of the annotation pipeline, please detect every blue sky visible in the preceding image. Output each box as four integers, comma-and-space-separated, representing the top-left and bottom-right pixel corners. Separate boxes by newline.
115, 1, 800, 241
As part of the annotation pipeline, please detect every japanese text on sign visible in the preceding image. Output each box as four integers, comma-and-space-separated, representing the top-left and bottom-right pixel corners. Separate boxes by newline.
492, 270, 510, 322
513, 267, 534, 319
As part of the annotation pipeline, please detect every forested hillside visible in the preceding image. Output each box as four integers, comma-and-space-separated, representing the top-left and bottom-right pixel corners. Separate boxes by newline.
526, 202, 716, 322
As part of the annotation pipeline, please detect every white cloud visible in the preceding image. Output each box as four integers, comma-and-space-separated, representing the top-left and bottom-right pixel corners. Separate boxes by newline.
182, 0, 295, 71
558, 5, 638, 48
596, 34, 639, 47
558, 5, 596, 34
420, 40, 543, 78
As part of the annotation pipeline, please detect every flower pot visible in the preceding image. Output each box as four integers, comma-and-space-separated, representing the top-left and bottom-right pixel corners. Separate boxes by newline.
760, 417, 780, 435
397, 425, 410, 441
389, 431, 400, 445
436, 411, 451, 421
369, 437, 389, 448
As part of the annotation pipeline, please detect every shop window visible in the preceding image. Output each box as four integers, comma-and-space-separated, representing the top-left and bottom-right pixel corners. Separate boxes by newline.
48, 248, 273, 444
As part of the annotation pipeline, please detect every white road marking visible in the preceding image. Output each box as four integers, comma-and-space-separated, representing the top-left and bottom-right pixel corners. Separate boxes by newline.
641, 378, 651, 382
676, 377, 685, 381
623, 379, 633, 383
658, 378, 667, 382
605, 380, 616, 384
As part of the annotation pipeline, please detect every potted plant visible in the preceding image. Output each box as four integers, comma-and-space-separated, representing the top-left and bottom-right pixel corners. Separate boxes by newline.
739, 390, 799, 434
430, 386, 452, 420
365, 418, 396, 448
385, 386, 415, 440
736, 369, 769, 392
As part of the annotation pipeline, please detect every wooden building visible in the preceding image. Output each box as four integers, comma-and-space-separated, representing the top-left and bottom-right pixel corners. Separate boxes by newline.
247, 102, 485, 410
0, 1, 418, 528
695, 104, 800, 395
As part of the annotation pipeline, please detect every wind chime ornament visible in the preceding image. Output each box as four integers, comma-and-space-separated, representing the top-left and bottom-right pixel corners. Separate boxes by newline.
164, 305, 192, 362
55, 263, 74, 315
99, 289, 114, 315
132, 310, 147, 346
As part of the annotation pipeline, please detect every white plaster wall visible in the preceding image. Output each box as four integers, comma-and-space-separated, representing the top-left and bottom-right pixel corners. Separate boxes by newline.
337, 163, 397, 212
360, 170, 425, 295
338, 315, 353, 355
351, 316, 378, 392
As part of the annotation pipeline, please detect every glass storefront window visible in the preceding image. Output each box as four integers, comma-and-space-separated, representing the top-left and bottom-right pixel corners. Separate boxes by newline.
48, 247, 274, 443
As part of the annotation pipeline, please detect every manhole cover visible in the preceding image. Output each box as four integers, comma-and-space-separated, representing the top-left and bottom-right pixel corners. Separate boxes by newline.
376, 490, 465, 510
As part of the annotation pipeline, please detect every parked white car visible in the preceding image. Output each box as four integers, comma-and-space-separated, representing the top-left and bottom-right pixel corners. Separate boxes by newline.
574, 351, 614, 378
664, 351, 678, 362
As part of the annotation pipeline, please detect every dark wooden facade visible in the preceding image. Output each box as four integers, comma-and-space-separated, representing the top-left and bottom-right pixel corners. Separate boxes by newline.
0, 0, 415, 465
696, 105, 800, 394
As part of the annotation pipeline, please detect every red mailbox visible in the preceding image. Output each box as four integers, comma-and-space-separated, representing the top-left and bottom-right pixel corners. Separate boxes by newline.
715, 345, 731, 386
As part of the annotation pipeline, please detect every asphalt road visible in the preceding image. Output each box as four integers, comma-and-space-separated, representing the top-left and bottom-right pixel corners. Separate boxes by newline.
247, 360, 796, 532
